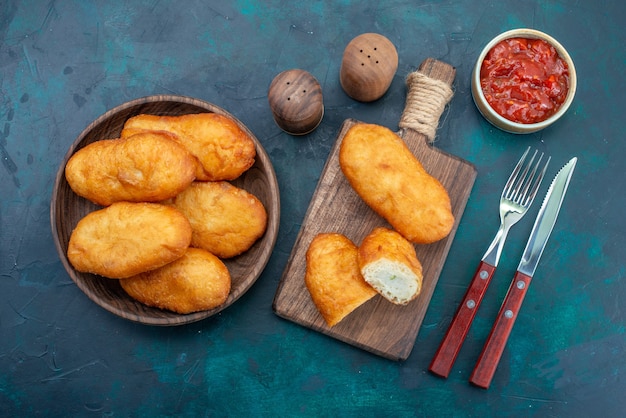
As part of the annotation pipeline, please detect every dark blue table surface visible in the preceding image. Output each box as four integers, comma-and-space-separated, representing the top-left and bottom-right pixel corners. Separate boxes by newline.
1, 1, 624, 416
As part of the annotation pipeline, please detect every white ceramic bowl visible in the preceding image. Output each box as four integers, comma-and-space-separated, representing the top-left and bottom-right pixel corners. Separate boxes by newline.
471, 28, 577, 134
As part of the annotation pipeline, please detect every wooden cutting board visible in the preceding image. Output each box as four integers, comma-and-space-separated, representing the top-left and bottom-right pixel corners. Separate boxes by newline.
272, 58, 477, 361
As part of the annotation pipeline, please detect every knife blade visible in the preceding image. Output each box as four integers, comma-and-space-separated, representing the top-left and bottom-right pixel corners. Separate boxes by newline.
469, 156, 577, 389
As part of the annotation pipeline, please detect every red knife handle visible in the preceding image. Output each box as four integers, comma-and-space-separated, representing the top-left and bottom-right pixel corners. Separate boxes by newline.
470, 270, 533, 389
429, 260, 496, 378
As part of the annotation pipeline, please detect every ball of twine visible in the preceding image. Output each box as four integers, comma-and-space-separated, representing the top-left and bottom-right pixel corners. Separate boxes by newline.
399, 71, 454, 142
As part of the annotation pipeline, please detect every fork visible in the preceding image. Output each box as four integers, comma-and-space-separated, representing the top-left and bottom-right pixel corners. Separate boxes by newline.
429, 147, 550, 378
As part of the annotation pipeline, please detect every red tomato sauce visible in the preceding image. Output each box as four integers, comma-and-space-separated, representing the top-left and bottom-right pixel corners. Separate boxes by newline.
480, 37, 570, 124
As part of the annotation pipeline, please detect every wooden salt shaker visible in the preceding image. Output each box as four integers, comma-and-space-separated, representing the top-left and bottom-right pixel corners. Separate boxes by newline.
268, 69, 324, 135
340, 33, 398, 102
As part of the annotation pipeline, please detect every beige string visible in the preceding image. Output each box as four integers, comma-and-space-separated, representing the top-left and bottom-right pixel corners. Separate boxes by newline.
399, 71, 454, 143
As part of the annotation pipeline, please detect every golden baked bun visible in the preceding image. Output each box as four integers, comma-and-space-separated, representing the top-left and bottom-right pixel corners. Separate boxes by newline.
120, 248, 231, 314
169, 181, 267, 258
121, 113, 256, 181
358, 227, 423, 305
339, 123, 454, 244
305, 233, 377, 327
65, 131, 196, 206
67, 202, 192, 279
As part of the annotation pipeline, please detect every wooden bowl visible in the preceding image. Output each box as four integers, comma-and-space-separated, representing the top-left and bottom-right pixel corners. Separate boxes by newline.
50, 95, 280, 325
471, 28, 577, 134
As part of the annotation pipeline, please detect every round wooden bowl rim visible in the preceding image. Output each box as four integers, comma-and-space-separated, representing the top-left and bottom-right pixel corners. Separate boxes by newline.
50, 95, 280, 325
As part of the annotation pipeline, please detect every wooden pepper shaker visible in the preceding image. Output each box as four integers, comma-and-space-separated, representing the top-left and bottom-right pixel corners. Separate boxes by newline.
268, 69, 324, 135
340, 33, 398, 102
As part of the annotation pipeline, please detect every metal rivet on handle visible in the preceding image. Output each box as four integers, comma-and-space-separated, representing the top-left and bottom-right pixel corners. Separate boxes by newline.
517, 280, 526, 290
466, 299, 476, 309
479, 270, 489, 279
504, 310, 514, 319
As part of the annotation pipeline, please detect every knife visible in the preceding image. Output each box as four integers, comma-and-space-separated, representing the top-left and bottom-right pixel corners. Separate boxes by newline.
469, 156, 577, 389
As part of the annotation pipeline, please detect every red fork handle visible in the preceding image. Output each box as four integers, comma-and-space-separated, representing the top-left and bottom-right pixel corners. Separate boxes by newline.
429, 261, 497, 378
470, 270, 533, 389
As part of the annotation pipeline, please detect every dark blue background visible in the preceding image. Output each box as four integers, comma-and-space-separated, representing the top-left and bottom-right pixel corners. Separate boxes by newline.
1, 1, 624, 416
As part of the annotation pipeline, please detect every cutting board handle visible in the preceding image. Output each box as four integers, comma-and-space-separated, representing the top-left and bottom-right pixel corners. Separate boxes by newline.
398, 58, 456, 143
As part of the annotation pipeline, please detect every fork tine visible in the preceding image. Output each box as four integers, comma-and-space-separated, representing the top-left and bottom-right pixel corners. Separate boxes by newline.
510, 150, 539, 202
520, 155, 551, 207
503, 147, 537, 200
502, 147, 531, 198
514, 151, 542, 203
505, 149, 550, 207
503, 147, 551, 209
